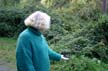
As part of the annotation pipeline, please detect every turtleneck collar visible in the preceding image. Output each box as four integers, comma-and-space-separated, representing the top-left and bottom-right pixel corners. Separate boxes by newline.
28, 26, 42, 36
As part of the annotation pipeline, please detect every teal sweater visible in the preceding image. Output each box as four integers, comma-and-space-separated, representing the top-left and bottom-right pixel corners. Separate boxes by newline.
16, 27, 61, 71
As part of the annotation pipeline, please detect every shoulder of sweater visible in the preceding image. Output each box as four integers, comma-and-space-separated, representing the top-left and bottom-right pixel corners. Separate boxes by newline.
18, 29, 32, 40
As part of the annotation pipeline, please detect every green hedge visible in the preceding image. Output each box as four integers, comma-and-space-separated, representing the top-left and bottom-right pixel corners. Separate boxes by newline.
49, 14, 108, 63
0, 8, 27, 37
0, 5, 63, 37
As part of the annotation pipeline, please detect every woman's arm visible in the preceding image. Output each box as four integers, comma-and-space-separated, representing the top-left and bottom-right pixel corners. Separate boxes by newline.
48, 47, 61, 61
48, 47, 69, 61
42, 35, 69, 61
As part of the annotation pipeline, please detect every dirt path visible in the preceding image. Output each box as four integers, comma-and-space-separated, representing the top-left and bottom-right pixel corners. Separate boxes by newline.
0, 66, 16, 71
0, 61, 16, 71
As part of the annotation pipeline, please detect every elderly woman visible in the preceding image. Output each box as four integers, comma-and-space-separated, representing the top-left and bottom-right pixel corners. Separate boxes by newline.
16, 11, 69, 71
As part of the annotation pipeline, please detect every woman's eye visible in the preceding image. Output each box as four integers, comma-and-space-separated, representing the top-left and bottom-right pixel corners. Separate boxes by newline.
41, 23, 45, 26
31, 19, 34, 22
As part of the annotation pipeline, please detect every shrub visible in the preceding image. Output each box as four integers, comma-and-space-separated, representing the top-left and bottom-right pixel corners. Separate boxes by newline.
51, 55, 108, 71
0, 8, 27, 37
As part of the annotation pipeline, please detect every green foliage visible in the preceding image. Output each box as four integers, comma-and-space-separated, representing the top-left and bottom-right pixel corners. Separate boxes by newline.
0, 0, 19, 8
49, 13, 108, 63
51, 55, 108, 71
0, 8, 26, 37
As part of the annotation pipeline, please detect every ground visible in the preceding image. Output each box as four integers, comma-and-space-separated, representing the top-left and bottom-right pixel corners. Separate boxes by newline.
0, 37, 16, 71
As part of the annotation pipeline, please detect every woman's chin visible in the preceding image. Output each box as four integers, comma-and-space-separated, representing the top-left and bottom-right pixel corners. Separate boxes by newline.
40, 28, 50, 32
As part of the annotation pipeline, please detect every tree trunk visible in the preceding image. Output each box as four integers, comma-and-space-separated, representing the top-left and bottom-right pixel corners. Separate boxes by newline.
102, 0, 107, 14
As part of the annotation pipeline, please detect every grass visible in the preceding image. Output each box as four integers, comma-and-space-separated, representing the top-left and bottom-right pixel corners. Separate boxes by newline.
0, 37, 108, 71
0, 37, 16, 68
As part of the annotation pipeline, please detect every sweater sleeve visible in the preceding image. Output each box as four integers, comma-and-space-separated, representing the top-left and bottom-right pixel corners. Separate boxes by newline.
16, 36, 36, 71
41, 35, 61, 61
48, 47, 61, 61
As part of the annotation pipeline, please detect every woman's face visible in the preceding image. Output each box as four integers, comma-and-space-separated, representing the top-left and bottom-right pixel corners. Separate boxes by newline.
38, 23, 50, 32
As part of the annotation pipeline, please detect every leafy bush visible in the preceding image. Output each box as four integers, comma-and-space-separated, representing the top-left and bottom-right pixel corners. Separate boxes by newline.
49, 13, 108, 63
51, 55, 108, 71
0, 8, 27, 37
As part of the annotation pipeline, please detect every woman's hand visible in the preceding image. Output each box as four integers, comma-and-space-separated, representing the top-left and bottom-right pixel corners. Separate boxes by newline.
61, 55, 69, 60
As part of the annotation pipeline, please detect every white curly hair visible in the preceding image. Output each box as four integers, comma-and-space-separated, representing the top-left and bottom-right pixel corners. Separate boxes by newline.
24, 11, 51, 30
